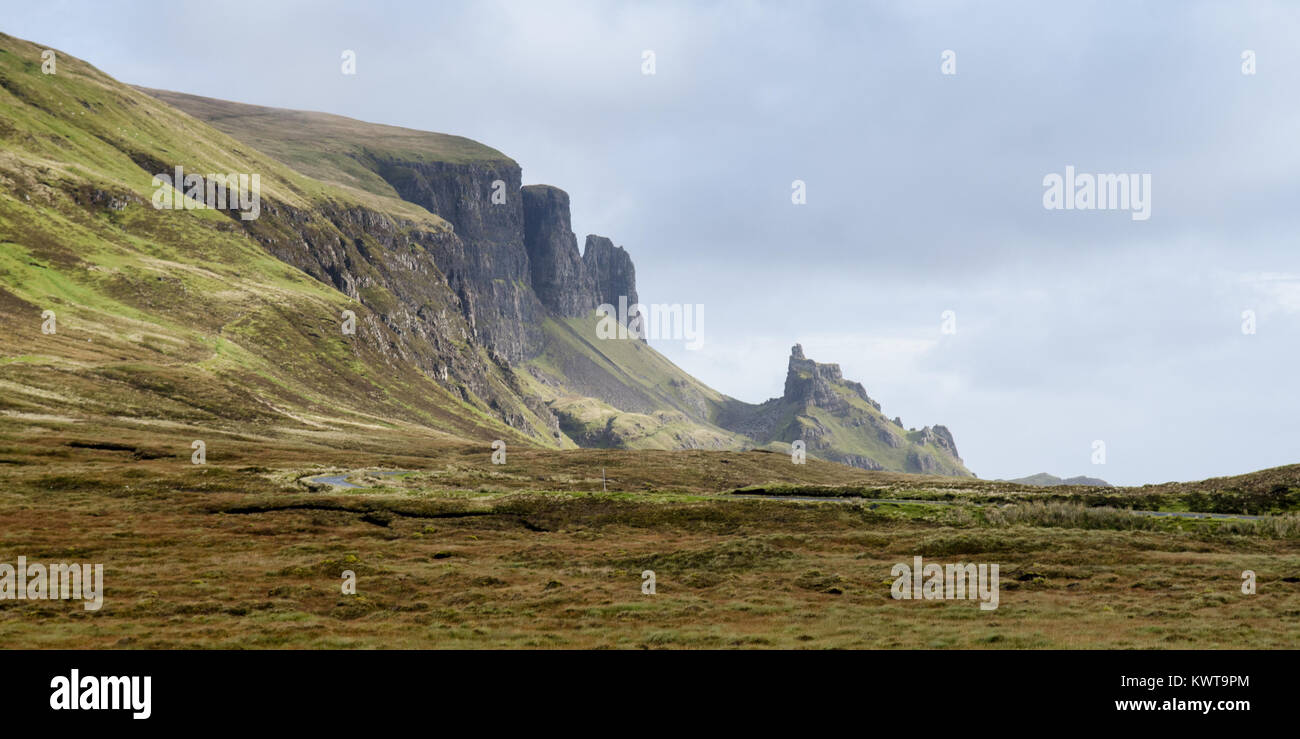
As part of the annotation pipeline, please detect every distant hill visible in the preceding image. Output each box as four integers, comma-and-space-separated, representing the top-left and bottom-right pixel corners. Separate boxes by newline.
1003, 472, 1112, 487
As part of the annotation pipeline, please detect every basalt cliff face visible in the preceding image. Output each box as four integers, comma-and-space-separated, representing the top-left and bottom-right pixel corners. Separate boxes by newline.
521, 184, 597, 318
149, 89, 634, 362
583, 235, 639, 311
1, 38, 969, 475
370, 155, 543, 362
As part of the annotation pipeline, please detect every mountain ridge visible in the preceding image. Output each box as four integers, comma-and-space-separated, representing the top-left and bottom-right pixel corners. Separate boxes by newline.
0, 34, 970, 475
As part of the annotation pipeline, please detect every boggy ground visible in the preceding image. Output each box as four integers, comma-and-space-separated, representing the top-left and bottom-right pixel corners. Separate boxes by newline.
1, 418, 1298, 649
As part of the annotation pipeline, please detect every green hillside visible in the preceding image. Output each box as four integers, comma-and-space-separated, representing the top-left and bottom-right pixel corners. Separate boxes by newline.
0, 33, 547, 448
140, 87, 513, 199
523, 315, 745, 449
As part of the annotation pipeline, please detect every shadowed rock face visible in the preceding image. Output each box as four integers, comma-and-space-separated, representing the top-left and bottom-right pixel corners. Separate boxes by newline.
344, 161, 644, 356
357, 156, 545, 362
583, 235, 638, 310
243, 196, 560, 431
522, 185, 598, 318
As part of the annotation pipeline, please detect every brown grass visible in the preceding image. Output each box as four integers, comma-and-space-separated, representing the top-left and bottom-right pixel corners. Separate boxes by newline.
2, 417, 1298, 649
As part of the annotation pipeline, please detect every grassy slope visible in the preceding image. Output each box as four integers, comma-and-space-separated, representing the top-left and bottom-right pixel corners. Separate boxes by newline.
140, 88, 514, 198
0, 33, 536, 450
818, 384, 970, 476
523, 315, 746, 449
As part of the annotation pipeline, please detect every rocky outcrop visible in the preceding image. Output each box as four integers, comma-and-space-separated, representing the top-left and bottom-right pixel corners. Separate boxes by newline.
916, 425, 961, 461
521, 185, 597, 318
826, 452, 885, 471
783, 344, 881, 413
877, 425, 903, 448
583, 235, 638, 309
716, 344, 971, 475
364, 157, 546, 362
363, 165, 642, 354
237, 194, 556, 434
906, 449, 942, 474
516, 189, 643, 326
328, 159, 647, 357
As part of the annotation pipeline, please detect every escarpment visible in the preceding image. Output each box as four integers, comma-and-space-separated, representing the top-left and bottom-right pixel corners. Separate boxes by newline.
141, 86, 969, 474
366, 155, 544, 362
221, 192, 557, 436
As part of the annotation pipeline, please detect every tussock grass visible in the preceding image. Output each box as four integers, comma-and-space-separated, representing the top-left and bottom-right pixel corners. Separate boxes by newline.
1215, 514, 1300, 539
985, 502, 1165, 533
984, 501, 1300, 540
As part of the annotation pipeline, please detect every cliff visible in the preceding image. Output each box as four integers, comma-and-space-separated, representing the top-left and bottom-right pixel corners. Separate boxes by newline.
368, 155, 545, 362
0, 47, 971, 475
521, 184, 597, 318
583, 235, 639, 310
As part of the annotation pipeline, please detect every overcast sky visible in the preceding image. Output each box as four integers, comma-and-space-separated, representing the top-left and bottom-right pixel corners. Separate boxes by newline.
8, 1, 1299, 484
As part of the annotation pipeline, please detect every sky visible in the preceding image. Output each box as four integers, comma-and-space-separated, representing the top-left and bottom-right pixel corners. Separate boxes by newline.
5, 0, 1299, 485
